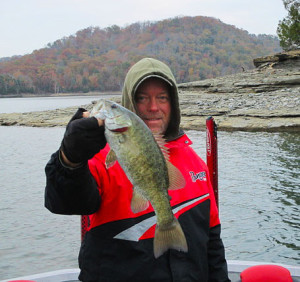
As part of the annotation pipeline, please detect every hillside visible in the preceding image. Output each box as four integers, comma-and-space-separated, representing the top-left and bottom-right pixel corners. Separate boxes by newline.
0, 16, 281, 95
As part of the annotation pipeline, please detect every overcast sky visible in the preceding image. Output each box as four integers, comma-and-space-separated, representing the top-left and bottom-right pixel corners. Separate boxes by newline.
1, 0, 287, 58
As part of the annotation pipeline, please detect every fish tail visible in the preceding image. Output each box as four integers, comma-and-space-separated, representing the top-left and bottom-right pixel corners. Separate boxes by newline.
153, 218, 188, 258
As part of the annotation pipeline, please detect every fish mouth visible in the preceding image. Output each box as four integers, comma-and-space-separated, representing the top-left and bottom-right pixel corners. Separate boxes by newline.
110, 127, 129, 133
106, 114, 131, 133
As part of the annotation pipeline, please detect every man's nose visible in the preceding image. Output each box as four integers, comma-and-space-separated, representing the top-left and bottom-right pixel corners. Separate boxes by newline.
148, 98, 159, 111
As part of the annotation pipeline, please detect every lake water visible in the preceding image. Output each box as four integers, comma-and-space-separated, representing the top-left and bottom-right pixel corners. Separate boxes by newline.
0, 94, 119, 114
0, 97, 299, 279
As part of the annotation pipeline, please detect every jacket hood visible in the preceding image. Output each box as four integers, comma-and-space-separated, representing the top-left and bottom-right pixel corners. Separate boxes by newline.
122, 58, 181, 139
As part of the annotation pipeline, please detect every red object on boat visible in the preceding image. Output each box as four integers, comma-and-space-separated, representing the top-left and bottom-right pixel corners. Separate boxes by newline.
206, 117, 218, 207
240, 264, 293, 282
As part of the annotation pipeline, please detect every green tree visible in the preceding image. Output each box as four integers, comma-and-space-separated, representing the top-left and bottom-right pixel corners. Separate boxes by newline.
277, 0, 300, 50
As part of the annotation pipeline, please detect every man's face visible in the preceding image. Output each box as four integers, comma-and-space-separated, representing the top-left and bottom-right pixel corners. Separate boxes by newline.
135, 78, 171, 135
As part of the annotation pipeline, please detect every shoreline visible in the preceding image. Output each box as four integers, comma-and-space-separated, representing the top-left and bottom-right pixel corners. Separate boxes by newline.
0, 84, 299, 132
0, 96, 299, 132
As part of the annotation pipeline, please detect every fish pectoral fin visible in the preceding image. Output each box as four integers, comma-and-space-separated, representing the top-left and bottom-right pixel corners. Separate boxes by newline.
105, 149, 117, 168
131, 190, 149, 213
166, 161, 186, 190
154, 218, 188, 258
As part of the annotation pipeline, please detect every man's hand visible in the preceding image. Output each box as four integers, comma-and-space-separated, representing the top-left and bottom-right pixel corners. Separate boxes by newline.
60, 108, 106, 166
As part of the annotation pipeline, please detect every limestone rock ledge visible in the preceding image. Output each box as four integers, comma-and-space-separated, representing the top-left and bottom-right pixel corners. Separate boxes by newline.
0, 50, 299, 132
178, 49, 300, 131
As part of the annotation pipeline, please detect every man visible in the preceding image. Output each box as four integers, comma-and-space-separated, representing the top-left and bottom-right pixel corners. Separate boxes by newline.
45, 58, 230, 281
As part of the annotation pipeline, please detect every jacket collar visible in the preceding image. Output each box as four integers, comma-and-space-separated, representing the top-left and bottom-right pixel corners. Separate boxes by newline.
166, 131, 193, 148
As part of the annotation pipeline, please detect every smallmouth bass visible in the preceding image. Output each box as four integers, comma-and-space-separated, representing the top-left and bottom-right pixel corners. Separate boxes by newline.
91, 99, 187, 258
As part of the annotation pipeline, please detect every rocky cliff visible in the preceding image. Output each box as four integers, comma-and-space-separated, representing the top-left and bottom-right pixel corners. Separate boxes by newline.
0, 50, 299, 132
178, 49, 300, 131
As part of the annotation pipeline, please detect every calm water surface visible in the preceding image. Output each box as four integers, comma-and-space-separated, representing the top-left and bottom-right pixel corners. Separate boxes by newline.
189, 130, 299, 265
0, 94, 119, 113
0, 98, 299, 279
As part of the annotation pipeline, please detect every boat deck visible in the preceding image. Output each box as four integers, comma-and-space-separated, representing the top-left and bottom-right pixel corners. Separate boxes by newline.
2, 261, 300, 282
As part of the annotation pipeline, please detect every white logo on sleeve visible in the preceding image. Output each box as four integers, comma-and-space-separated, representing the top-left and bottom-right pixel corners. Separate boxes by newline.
189, 171, 207, 182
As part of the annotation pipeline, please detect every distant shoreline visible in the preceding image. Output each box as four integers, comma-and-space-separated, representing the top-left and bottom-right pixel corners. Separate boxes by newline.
0, 93, 299, 132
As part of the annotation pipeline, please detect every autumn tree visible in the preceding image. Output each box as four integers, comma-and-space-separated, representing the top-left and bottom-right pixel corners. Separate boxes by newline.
277, 0, 300, 50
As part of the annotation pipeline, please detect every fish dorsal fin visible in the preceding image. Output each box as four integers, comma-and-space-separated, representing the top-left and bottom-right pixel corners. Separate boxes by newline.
153, 133, 170, 161
105, 149, 117, 169
153, 133, 186, 190
166, 161, 186, 190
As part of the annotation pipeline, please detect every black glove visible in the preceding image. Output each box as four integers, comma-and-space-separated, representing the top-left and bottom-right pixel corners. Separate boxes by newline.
61, 108, 106, 164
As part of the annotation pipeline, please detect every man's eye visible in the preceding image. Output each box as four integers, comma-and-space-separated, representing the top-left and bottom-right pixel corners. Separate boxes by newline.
136, 96, 147, 102
158, 96, 169, 101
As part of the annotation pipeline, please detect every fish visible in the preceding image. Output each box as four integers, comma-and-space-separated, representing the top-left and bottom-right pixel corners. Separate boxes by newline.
90, 99, 188, 258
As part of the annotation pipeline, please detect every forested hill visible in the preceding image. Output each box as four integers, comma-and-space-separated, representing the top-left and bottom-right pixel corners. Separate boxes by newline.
0, 16, 281, 95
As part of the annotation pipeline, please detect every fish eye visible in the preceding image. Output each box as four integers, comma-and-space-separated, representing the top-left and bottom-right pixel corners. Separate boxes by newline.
111, 104, 117, 109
